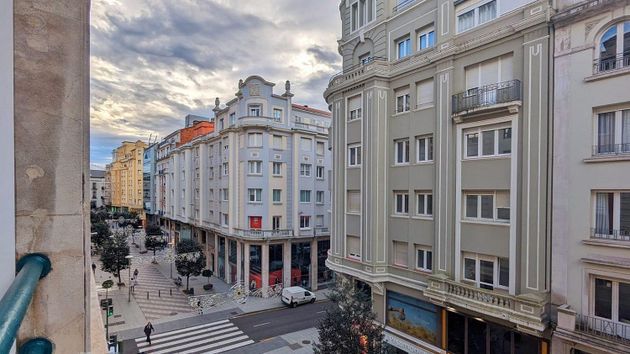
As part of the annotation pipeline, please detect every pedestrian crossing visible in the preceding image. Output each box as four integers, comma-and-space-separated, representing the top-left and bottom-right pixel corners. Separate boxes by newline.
135, 319, 254, 354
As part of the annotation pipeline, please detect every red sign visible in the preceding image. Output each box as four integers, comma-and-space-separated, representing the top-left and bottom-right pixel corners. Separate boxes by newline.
249, 216, 262, 229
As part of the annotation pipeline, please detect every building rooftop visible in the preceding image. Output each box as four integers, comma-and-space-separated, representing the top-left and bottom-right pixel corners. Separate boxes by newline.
292, 104, 331, 117
90, 170, 106, 178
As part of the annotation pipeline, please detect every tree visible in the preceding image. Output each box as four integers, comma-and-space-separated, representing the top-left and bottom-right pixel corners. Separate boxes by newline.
202, 269, 213, 284
145, 234, 167, 262
314, 277, 388, 354
100, 232, 130, 285
145, 224, 162, 235
175, 239, 206, 292
91, 221, 111, 248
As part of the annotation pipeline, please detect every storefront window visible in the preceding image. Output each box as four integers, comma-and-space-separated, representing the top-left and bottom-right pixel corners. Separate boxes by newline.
291, 242, 311, 288
317, 240, 332, 284
386, 291, 439, 345
269, 244, 284, 286
218, 237, 225, 280
249, 245, 262, 289
447, 312, 465, 354
229, 239, 237, 283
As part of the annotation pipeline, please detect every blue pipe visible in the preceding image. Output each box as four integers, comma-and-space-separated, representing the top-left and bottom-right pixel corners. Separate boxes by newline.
0, 254, 52, 353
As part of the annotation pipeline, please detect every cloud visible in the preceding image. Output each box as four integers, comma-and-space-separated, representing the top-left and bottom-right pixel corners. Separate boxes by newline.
90, 0, 342, 167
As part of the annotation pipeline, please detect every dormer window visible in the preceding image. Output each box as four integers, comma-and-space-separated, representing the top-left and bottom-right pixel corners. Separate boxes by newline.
249, 104, 262, 117
596, 21, 630, 73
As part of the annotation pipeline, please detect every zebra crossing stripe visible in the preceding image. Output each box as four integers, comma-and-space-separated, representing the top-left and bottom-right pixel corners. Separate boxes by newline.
136, 324, 236, 350
151, 332, 247, 354
134, 319, 229, 342
194, 339, 256, 354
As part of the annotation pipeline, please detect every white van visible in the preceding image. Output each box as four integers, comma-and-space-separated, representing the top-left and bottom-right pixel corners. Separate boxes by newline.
281, 286, 316, 308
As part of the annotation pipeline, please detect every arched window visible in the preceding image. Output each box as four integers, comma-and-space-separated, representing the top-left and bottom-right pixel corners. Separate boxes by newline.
597, 21, 630, 73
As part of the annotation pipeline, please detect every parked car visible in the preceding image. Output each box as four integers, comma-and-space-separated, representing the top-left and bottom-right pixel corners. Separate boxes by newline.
281, 286, 316, 308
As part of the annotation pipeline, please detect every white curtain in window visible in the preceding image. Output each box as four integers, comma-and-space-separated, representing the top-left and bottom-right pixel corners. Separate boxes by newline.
595, 193, 611, 235
458, 10, 474, 32
479, 1, 497, 24
598, 112, 615, 153
622, 110, 630, 152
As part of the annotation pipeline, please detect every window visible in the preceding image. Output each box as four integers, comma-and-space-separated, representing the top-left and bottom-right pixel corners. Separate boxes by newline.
248, 161, 262, 175
221, 188, 229, 201
209, 167, 214, 179
317, 141, 325, 155
359, 53, 372, 65
416, 79, 434, 108
316, 166, 325, 179
316, 215, 324, 227
347, 190, 361, 213
273, 135, 283, 149
457, 0, 497, 33
300, 190, 311, 203
220, 212, 229, 226
222, 162, 229, 176
316, 191, 325, 204
593, 277, 630, 325
462, 254, 509, 290
348, 95, 362, 121
248, 133, 263, 147
416, 247, 433, 271
393, 241, 408, 267
597, 21, 630, 72
272, 216, 281, 230
465, 192, 510, 222
272, 162, 282, 176
273, 108, 283, 122
272, 189, 282, 203
595, 110, 630, 155
348, 144, 362, 167
418, 27, 435, 50
465, 127, 512, 158
300, 137, 312, 151
347, 235, 361, 259
300, 215, 311, 229
397, 37, 411, 59
351, 0, 375, 32
229, 112, 236, 126
248, 189, 262, 203
594, 192, 630, 238
219, 118, 224, 130
396, 92, 411, 113
416, 192, 433, 216
394, 192, 409, 214
416, 136, 433, 162
465, 54, 513, 92
249, 104, 262, 117
394, 139, 410, 165
300, 164, 312, 177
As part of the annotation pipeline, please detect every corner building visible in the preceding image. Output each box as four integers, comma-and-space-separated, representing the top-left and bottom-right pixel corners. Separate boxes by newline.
157, 76, 333, 293
107, 140, 148, 217
551, 1, 630, 353
325, 1, 552, 353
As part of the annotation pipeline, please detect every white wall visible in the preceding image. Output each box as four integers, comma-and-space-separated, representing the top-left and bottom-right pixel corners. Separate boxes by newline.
0, 0, 15, 297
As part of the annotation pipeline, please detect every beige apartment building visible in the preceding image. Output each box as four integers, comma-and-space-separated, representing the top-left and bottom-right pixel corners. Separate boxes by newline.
107, 140, 148, 217
551, 1, 630, 353
325, 0, 552, 352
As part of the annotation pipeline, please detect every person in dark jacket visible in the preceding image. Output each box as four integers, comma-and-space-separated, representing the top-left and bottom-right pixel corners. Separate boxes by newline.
144, 322, 154, 345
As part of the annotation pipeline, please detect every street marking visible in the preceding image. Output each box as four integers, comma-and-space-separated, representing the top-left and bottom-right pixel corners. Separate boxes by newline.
135, 319, 229, 342
253, 322, 271, 328
153, 333, 248, 354
201, 339, 255, 354
138, 327, 241, 352
178, 335, 253, 354
316, 310, 326, 314
136, 323, 235, 348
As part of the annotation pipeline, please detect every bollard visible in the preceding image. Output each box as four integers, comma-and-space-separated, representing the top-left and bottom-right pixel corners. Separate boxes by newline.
158, 290, 161, 297
147, 291, 149, 300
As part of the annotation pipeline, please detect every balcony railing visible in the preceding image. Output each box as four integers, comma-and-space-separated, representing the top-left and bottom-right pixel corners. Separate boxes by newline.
234, 228, 294, 239
328, 57, 388, 88
452, 79, 521, 115
591, 228, 630, 242
593, 54, 630, 75
393, 0, 416, 12
592, 143, 630, 156
576, 313, 630, 345
0, 254, 53, 354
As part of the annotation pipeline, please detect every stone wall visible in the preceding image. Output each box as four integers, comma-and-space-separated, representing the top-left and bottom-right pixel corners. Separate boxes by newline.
13, 0, 91, 351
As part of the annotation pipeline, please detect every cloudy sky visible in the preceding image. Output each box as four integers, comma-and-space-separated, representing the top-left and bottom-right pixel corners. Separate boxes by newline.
90, 0, 342, 169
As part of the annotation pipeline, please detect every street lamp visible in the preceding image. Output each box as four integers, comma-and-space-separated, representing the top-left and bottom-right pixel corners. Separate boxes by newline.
125, 255, 133, 302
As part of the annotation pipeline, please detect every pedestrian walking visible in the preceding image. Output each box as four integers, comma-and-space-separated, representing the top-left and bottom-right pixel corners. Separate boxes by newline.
144, 322, 154, 345
134, 268, 139, 278
91, 263, 96, 274
132, 278, 138, 293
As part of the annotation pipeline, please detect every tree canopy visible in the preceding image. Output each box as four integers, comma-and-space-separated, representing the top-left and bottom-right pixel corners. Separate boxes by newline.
145, 234, 167, 259
175, 239, 206, 291
91, 221, 111, 248
100, 232, 130, 285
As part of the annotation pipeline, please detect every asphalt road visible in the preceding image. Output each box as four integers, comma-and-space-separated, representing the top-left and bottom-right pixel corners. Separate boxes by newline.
230, 300, 332, 341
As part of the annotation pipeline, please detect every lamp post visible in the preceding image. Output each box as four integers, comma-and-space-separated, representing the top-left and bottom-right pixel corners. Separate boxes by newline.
125, 255, 133, 302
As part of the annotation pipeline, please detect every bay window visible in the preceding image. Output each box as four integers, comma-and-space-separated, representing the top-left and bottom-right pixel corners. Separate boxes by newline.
464, 127, 512, 158
465, 191, 510, 223
462, 253, 509, 290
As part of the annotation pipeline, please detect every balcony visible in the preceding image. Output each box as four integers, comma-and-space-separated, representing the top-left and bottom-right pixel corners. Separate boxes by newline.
593, 54, 630, 75
393, 0, 416, 13
451, 80, 522, 122
590, 227, 630, 242
328, 57, 388, 89
233, 228, 294, 239
298, 227, 330, 237
557, 306, 630, 350
424, 273, 548, 334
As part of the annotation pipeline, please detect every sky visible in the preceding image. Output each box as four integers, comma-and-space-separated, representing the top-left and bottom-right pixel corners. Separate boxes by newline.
90, 0, 342, 169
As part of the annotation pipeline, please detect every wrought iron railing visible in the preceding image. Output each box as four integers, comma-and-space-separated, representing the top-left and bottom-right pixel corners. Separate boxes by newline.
393, 0, 416, 12
593, 54, 630, 74
0, 254, 53, 354
328, 57, 388, 87
452, 79, 521, 114
591, 227, 630, 241
592, 143, 630, 156
575, 313, 630, 345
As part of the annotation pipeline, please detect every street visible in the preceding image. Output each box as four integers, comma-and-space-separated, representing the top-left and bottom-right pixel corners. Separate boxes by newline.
119, 300, 331, 353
